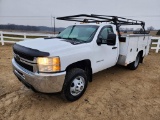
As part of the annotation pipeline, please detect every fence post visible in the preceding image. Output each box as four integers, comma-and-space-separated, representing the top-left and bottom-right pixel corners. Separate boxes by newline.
0, 31, 4, 45
156, 38, 160, 53
24, 33, 26, 40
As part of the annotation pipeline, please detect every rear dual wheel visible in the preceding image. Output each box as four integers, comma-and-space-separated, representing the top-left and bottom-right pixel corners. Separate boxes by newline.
127, 53, 141, 70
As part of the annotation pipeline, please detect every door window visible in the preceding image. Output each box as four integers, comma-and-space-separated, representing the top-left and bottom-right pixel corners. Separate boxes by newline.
98, 27, 115, 45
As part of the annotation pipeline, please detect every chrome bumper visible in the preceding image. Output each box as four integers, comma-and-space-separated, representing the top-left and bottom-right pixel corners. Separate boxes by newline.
12, 59, 66, 93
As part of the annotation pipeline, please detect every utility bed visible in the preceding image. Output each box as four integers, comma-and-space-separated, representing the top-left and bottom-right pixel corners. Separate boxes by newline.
117, 34, 151, 66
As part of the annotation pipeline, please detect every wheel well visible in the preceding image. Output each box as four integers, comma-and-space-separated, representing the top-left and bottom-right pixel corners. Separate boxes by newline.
139, 50, 144, 63
66, 60, 92, 82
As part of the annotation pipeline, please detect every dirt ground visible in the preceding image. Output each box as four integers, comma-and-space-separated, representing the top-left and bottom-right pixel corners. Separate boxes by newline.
0, 44, 160, 120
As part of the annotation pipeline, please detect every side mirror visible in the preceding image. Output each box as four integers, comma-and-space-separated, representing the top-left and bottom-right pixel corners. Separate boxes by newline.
97, 33, 116, 45
106, 33, 116, 45
97, 35, 107, 45
97, 37, 102, 45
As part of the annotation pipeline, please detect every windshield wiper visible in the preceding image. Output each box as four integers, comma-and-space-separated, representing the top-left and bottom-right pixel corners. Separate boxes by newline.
55, 37, 87, 43
55, 36, 62, 39
67, 38, 87, 43
55, 36, 76, 40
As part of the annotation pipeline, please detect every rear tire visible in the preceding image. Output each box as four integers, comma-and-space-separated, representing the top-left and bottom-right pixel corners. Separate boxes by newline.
61, 68, 88, 102
127, 53, 141, 70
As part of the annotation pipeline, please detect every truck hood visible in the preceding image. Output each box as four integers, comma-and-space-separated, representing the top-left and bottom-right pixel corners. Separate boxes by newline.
17, 38, 85, 56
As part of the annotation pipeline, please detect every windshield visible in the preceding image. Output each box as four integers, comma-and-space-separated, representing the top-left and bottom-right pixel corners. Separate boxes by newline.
57, 25, 99, 42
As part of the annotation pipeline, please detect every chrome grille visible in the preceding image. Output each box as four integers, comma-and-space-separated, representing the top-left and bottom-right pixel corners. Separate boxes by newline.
14, 53, 37, 72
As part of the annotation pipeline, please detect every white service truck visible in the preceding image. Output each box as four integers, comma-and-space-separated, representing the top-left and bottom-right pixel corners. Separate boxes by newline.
12, 14, 151, 101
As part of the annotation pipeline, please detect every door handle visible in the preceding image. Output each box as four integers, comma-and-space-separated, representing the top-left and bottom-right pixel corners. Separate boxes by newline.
112, 47, 117, 49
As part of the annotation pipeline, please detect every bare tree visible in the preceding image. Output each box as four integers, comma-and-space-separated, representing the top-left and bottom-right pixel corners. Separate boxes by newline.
147, 26, 155, 31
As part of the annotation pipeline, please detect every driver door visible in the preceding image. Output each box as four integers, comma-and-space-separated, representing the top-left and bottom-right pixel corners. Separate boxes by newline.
93, 26, 118, 73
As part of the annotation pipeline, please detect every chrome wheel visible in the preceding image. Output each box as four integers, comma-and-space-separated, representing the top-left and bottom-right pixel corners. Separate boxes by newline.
70, 76, 85, 96
62, 68, 88, 101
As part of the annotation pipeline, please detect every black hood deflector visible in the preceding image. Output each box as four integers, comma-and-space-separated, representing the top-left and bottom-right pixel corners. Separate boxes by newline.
13, 44, 50, 60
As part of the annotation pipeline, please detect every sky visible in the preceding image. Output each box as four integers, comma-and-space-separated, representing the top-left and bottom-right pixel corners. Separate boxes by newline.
0, 0, 160, 29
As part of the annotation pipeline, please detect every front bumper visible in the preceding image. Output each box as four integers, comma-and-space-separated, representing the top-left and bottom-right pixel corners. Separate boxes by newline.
12, 59, 66, 93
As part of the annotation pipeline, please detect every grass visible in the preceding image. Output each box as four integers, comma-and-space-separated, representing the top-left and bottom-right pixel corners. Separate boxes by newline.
151, 39, 159, 47
3, 34, 24, 38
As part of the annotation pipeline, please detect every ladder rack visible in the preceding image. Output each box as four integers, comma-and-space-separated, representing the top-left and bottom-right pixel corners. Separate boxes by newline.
57, 14, 145, 38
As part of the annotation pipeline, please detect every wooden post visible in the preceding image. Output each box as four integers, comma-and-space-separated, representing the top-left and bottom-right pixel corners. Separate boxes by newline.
24, 33, 26, 40
0, 31, 4, 45
156, 38, 160, 53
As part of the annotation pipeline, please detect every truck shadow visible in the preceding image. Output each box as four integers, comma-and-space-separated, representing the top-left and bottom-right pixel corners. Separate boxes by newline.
93, 65, 130, 79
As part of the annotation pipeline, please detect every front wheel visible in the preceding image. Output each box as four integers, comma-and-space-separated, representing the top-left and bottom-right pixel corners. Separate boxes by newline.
61, 68, 88, 101
127, 53, 141, 70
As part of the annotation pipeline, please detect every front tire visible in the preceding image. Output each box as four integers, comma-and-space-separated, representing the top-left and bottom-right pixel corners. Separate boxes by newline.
61, 68, 88, 101
127, 53, 141, 70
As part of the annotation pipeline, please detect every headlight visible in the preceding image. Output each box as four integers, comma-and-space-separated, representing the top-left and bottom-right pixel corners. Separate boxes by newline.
37, 57, 60, 72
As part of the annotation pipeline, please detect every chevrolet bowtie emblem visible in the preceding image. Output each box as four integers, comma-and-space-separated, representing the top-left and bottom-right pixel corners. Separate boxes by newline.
15, 54, 20, 61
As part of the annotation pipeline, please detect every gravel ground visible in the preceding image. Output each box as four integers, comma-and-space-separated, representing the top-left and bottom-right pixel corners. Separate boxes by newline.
0, 44, 160, 120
